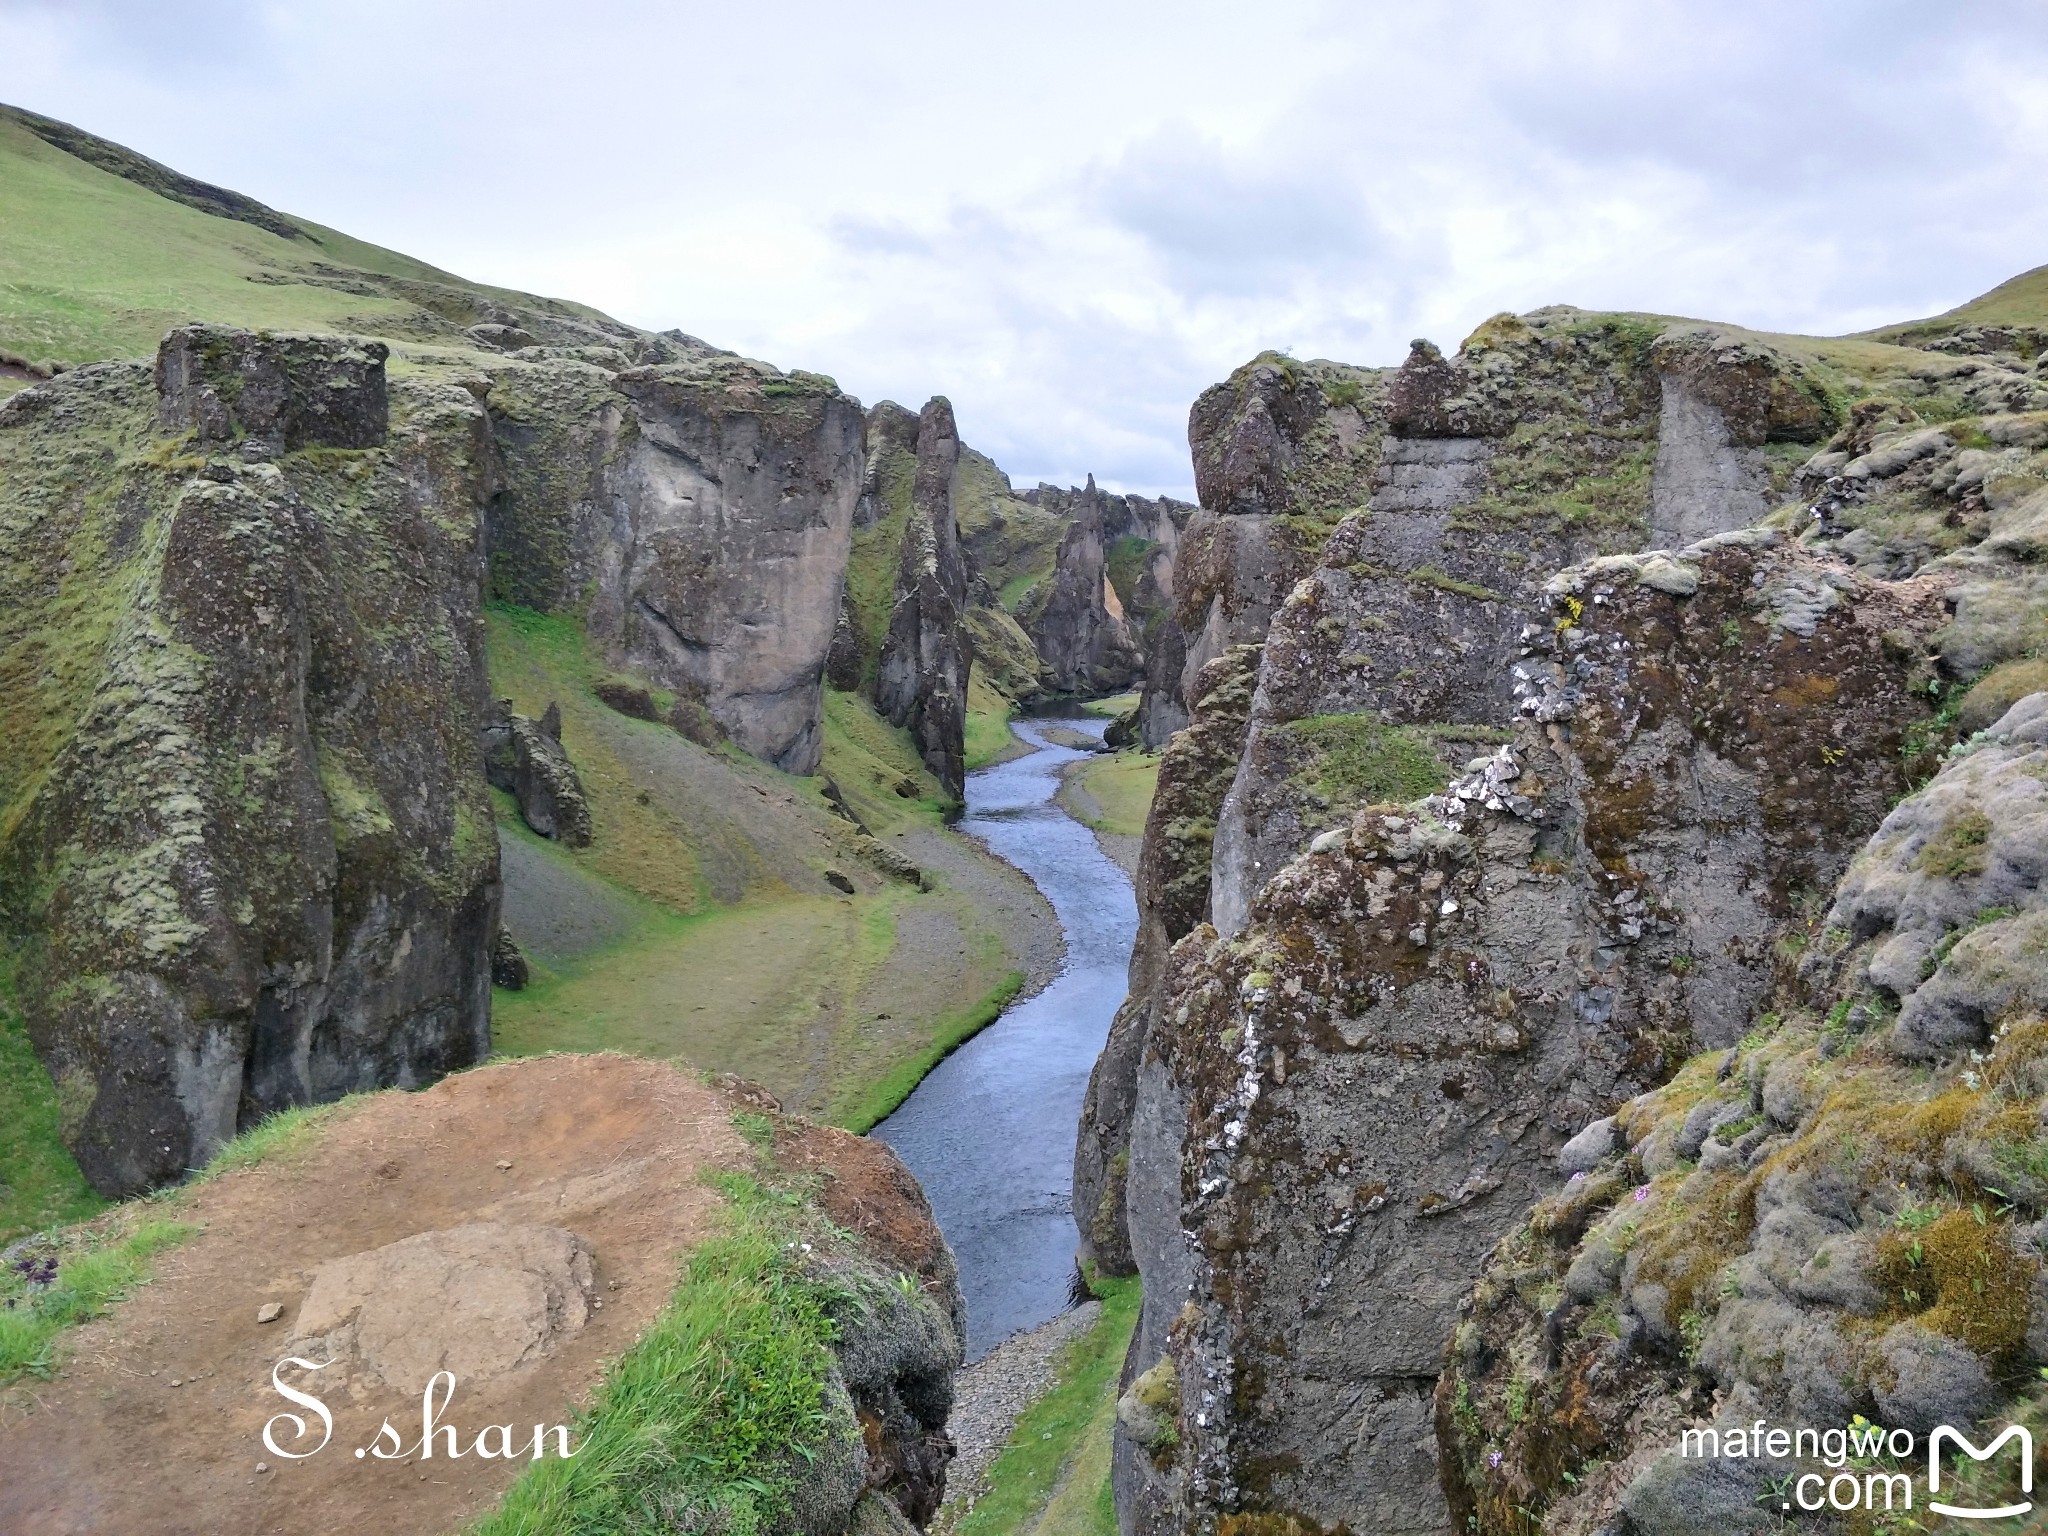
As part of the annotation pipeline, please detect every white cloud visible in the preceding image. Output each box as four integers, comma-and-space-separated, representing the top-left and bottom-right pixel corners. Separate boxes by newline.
2, 0, 2044, 495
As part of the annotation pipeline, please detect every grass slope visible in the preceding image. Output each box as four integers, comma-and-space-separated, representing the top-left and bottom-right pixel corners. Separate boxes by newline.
0, 952, 105, 1245
1063, 752, 1160, 842
476, 1161, 846, 1536
0, 103, 619, 382
487, 613, 1024, 1129
1864, 260, 2048, 342
966, 665, 1026, 771
950, 1275, 1141, 1536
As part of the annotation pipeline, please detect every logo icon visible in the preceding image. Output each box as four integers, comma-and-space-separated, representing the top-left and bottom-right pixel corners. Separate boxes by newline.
1929, 1425, 2033, 1520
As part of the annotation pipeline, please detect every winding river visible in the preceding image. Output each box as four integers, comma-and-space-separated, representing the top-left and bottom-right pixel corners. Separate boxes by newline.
874, 716, 1138, 1361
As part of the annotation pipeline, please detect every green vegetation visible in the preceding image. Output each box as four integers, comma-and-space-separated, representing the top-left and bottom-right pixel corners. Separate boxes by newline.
1918, 805, 1994, 879
1867, 260, 2048, 342
1079, 692, 1139, 718
954, 448, 1066, 617
1280, 713, 1448, 809
836, 970, 1026, 1136
191, 1097, 363, 1184
1407, 565, 1502, 602
1065, 751, 1161, 841
1104, 535, 1157, 617
951, 1274, 1142, 1536
966, 665, 1025, 772
488, 610, 1020, 1129
476, 1167, 848, 1536
841, 445, 918, 690
0, 949, 105, 1245
0, 106, 617, 374
0, 1216, 196, 1380
822, 686, 954, 830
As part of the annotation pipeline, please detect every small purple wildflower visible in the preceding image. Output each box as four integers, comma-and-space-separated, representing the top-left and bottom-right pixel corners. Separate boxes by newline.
1568, 1171, 1586, 1183
1488, 1450, 1503, 1469
1634, 1184, 1651, 1202
10, 1253, 57, 1289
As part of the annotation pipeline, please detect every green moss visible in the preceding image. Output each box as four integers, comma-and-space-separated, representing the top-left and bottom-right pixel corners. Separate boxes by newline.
965, 664, 1023, 772
1407, 565, 1502, 602
1279, 713, 1448, 810
1918, 806, 1994, 879
1104, 534, 1158, 616
1872, 1208, 2034, 1358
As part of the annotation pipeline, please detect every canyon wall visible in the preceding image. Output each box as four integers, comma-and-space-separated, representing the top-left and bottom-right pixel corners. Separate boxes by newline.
0, 330, 501, 1195
1087, 297, 2048, 1533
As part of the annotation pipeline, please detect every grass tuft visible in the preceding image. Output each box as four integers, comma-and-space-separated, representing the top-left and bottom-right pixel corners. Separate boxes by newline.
951, 1273, 1141, 1536
0, 1217, 196, 1380
473, 1169, 847, 1536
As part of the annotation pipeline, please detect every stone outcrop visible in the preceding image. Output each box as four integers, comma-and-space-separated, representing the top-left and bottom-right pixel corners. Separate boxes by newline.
483, 700, 592, 847
1204, 314, 1842, 943
1021, 475, 1144, 693
1107, 533, 1941, 1534
1014, 479, 1190, 699
0, 1054, 965, 1536
1073, 645, 1262, 1277
0, 331, 500, 1197
484, 351, 865, 775
155, 324, 390, 450
875, 398, 971, 800
1163, 355, 1389, 723
1439, 693, 2048, 1536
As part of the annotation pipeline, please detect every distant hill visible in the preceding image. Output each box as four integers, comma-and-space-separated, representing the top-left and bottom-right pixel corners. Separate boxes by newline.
0, 102, 658, 388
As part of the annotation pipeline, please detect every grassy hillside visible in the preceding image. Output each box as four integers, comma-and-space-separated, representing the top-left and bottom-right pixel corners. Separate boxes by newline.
956, 447, 1068, 614
0, 102, 629, 388
1864, 260, 2048, 344
484, 609, 1029, 1131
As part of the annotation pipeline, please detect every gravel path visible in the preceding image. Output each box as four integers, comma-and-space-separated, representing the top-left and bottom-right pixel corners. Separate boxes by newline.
937, 1301, 1103, 1526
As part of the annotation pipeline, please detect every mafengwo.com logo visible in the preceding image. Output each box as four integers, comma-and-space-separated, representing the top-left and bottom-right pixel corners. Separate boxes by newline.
1680, 1416, 2034, 1518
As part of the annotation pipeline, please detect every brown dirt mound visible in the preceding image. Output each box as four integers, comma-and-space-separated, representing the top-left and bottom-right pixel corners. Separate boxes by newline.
0, 1053, 749, 1536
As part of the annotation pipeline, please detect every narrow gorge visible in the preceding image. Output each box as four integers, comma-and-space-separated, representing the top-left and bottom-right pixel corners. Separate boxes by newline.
5, 88, 2048, 1536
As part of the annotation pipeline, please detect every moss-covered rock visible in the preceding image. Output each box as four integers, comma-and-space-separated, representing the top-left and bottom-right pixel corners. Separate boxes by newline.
0, 333, 499, 1196
1437, 693, 2048, 1536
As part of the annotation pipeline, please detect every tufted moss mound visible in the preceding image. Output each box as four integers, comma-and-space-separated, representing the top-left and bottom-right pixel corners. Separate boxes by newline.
1279, 712, 1447, 810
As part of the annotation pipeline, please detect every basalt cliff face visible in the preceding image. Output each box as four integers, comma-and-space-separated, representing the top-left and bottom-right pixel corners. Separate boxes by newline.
876, 397, 973, 799
0, 314, 899, 1195
1083, 287, 2048, 1534
0, 330, 501, 1196
483, 343, 866, 776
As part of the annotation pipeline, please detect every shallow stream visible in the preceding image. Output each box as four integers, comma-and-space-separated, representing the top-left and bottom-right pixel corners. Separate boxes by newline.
873, 716, 1137, 1360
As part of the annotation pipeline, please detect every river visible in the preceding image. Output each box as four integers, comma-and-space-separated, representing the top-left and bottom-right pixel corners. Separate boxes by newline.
873, 715, 1138, 1361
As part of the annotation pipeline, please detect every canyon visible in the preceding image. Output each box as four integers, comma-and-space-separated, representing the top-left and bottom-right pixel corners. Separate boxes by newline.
7, 91, 2048, 1536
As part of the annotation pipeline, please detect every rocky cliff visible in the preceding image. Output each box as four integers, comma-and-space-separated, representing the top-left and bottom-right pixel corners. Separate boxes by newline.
0, 328, 501, 1197
1019, 475, 1145, 694
1083, 286, 2048, 1533
484, 346, 865, 776
876, 398, 973, 799
1439, 700, 2048, 1536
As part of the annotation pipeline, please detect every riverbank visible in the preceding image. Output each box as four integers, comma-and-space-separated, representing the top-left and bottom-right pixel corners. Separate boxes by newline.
875, 717, 1139, 1359
484, 607, 1065, 1136
1052, 748, 1159, 881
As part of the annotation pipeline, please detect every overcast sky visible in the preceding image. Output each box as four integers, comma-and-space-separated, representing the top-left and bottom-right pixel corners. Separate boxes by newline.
4, 1, 2045, 496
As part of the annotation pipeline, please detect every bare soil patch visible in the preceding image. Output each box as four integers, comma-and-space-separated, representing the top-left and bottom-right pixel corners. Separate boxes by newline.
0, 1054, 745, 1536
